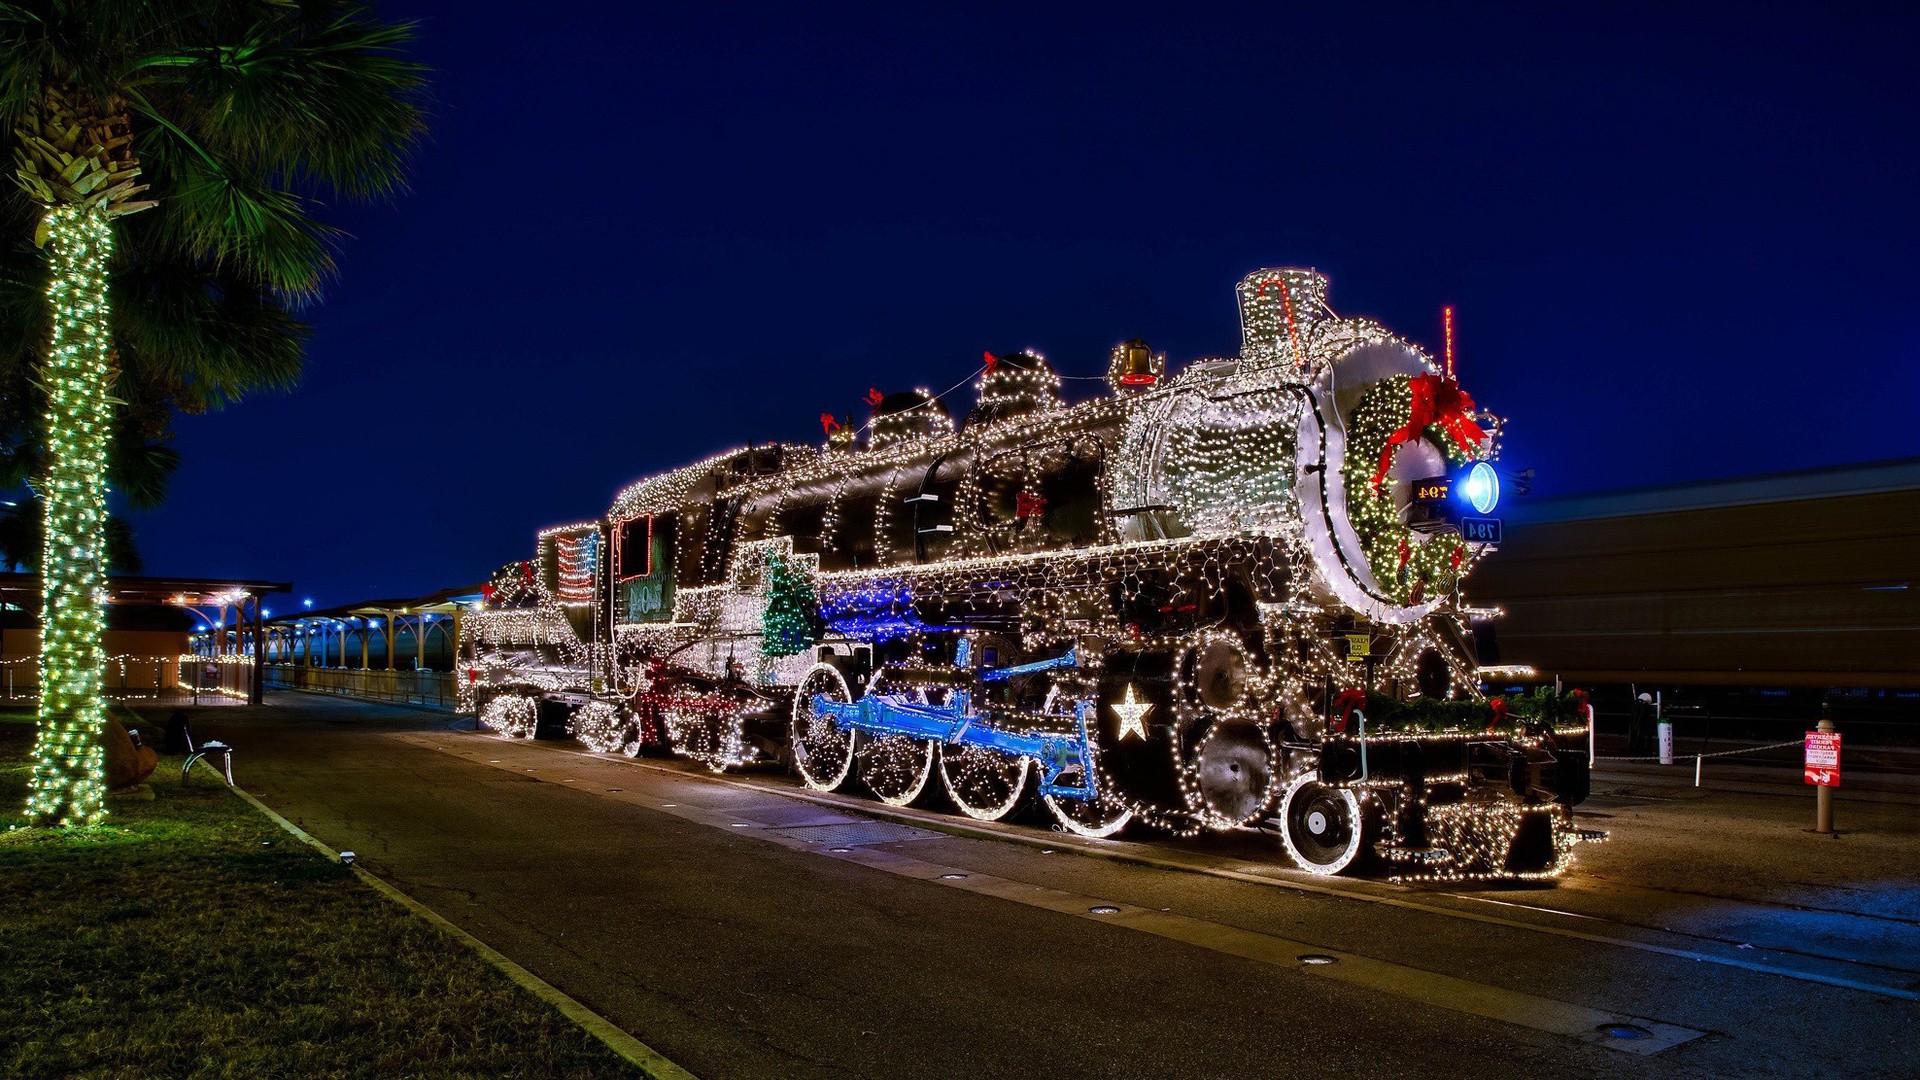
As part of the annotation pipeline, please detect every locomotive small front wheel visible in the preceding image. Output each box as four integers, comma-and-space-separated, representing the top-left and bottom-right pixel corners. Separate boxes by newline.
1278, 774, 1363, 875
792, 663, 859, 791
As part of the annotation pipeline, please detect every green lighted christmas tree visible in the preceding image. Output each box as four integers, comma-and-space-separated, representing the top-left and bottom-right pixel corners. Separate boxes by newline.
760, 548, 819, 659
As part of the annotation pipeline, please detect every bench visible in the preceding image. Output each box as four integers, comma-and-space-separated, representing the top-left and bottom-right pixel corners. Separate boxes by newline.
167, 710, 235, 786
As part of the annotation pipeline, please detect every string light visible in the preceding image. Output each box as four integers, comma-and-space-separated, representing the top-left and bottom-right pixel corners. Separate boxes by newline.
458, 268, 1595, 880
25, 205, 115, 827
480, 694, 537, 738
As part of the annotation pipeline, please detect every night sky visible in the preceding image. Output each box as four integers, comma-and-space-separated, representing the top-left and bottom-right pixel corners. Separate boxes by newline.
127, 2, 1920, 608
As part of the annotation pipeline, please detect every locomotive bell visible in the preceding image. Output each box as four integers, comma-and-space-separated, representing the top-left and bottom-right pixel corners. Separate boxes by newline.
1108, 338, 1164, 393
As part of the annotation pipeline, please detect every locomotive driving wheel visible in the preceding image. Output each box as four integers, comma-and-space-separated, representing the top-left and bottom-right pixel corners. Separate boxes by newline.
858, 676, 937, 806
1277, 774, 1364, 875
1188, 719, 1279, 828
861, 736, 935, 805
792, 663, 859, 791
938, 745, 1030, 820
1037, 684, 1133, 837
1042, 787, 1134, 838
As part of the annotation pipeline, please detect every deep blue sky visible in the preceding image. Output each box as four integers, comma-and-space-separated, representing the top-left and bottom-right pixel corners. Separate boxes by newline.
129, 2, 1920, 607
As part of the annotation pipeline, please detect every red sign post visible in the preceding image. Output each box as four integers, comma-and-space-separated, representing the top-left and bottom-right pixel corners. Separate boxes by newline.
1804, 730, 1841, 787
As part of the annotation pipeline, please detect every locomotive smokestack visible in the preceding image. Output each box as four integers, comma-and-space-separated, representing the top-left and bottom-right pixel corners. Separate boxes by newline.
1237, 268, 1329, 371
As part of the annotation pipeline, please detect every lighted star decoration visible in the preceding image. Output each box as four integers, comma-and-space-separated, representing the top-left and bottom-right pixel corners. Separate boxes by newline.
1111, 684, 1152, 740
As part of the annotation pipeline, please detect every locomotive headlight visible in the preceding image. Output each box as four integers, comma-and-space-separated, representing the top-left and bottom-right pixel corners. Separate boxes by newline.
1458, 461, 1500, 515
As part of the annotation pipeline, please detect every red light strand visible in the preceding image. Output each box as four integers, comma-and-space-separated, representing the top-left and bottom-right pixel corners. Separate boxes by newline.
1259, 278, 1306, 369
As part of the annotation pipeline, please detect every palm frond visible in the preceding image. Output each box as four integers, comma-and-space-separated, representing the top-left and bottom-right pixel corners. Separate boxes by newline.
110, 229, 310, 409
105, 429, 180, 511
104, 513, 141, 574
143, 1, 427, 201
133, 120, 340, 299
0, 495, 140, 574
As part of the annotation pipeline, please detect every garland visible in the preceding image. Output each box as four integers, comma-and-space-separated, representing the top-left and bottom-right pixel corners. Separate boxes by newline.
1335, 685, 1589, 736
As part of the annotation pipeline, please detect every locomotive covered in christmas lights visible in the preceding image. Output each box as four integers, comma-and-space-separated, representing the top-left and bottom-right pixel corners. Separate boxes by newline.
461, 269, 1601, 881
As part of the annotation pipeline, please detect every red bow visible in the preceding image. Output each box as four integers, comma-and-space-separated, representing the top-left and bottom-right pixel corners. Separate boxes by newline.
866, 387, 884, 407
983, 350, 999, 374
1329, 688, 1368, 733
819, 413, 840, 435
519, 561, 535, 586
1486, 696, 1509, 732
1569, 688, 1592, 725
1014, 490, 1046, 519
1371, 373, 1489, 490
480, 584, 495, 603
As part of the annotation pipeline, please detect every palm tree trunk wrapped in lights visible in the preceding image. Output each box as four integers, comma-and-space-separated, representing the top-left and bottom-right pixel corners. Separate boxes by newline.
14, 90, 152, 825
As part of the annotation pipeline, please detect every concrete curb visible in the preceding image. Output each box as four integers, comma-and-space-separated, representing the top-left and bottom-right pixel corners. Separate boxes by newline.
230, 785, 698, 1080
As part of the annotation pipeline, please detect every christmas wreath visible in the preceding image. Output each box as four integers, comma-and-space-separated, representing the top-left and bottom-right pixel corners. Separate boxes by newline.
1340, 373, 1489, 605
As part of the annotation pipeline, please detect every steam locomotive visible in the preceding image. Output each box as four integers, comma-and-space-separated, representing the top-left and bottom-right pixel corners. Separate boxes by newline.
460, 269, 1600, 881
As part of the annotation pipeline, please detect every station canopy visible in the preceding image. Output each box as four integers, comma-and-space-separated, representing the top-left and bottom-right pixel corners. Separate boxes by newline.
0, 573, 291, 611
264, 584, 486, 629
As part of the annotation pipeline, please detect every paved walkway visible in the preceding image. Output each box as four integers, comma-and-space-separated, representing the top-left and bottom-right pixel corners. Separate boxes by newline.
148, 696, 1920, 1080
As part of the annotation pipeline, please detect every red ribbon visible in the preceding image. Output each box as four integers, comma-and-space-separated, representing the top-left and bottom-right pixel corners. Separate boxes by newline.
1328, 688, 1368, 733
1486, 696, 1509, 732
1371, 373, 1489, 490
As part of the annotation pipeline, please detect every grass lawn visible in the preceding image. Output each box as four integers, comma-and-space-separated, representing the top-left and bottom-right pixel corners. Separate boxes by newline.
0, 710, 642, 1079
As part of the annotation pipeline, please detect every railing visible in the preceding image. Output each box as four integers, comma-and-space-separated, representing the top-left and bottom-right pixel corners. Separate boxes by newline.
0, 655, 253, 705
263, 663, 458, 709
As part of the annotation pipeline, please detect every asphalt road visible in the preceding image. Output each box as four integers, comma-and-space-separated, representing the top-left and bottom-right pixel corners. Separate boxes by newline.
156, 696, 1920, 1080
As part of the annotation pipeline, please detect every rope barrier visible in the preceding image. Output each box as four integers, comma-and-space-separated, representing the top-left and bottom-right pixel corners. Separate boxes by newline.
1594, 738, 1802, 763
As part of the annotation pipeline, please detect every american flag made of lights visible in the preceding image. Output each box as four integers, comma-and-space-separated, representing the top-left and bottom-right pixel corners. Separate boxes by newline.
556, 532, 599, 603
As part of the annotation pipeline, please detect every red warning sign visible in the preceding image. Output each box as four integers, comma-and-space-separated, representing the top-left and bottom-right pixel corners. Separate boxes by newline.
1804, 730, 1841, 787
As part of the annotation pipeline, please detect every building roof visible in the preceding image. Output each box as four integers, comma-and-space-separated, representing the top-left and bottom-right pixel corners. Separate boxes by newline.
0, 573, 291, 610
1509, 457, 1920, 525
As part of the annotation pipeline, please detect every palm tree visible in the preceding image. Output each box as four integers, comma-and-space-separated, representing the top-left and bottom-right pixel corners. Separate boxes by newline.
1, 0, 424, 825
